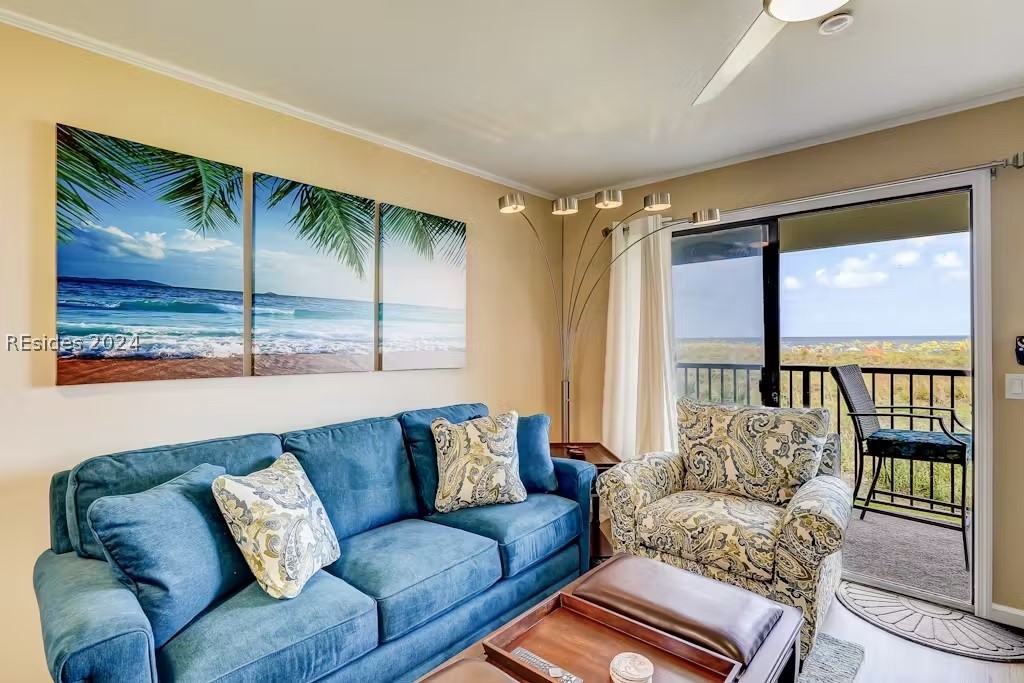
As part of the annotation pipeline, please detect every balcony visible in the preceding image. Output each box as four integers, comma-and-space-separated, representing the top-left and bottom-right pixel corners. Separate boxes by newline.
677, 362, 973, 604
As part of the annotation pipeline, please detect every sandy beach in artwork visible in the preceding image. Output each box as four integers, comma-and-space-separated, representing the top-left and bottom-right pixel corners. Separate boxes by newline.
253, 352, 372, 375
57, 356, 244, 385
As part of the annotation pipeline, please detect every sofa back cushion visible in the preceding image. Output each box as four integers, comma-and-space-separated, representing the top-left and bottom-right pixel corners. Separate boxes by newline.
67, 433, 282, 559
282, 417, 418, 540
397, 403, 488, 514
517, 414, 558, 493
87, 463, 250, 648
676, 397, 829, 505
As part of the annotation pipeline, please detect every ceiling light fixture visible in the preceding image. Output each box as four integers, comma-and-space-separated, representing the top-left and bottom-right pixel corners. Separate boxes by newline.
818, 11, 854, 35
551, 197, 579, 215
764, 0, 850, 23
497, 193, 526, 214
643, 192, 672, 212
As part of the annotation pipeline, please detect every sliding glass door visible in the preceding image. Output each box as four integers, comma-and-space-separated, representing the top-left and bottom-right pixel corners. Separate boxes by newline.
671, 221, 780, 406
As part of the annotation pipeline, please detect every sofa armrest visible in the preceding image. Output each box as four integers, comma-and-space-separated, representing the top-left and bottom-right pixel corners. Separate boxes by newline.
816, 433, 841, 478
596, 451, 685, 553
777, 475, 853, 567
553, 458, 597, 573
34, 550, 156, 683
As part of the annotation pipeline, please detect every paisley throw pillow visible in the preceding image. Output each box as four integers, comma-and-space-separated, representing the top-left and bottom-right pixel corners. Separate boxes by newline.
676, 397, 829, 505
212, 453, 339, 599
431, 410, 528, 513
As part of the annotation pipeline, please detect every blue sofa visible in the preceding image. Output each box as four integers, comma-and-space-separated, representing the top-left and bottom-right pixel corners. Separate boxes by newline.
34, 403, 596, 683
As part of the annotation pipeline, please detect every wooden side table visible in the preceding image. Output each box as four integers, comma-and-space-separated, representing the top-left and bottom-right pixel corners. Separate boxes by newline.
550, 442, 620, 568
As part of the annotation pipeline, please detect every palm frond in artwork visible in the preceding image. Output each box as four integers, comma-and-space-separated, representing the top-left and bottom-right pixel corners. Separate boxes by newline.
55, 125, 147, 241
141, 150, 242, 235
257, 174, 375, 278
380, 204, 466, 269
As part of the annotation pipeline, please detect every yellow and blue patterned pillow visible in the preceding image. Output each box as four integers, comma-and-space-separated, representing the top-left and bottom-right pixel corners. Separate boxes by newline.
676, 397, 829, 505
212, 453, 339, 599
430, 410, 528, 513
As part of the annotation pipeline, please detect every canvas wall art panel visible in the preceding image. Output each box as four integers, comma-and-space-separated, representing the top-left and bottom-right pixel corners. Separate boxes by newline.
252, 173, 375, 375
378, 203, 466, 370
56, 124, 244, 385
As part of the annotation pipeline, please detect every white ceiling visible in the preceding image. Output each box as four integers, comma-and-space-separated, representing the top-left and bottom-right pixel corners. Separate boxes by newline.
3, 0, 1024, 197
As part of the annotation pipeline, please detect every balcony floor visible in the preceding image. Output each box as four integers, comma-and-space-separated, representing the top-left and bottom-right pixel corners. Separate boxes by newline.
844, 511, 971, 604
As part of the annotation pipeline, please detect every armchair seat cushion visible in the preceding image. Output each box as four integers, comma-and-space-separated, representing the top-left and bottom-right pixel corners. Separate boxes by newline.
866, 429, 971, 462
637, 491, 785, 581
325, 519, 501, 642
427, 494, 580, 577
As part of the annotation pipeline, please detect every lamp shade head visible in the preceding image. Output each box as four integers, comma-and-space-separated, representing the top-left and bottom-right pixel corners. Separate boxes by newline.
692, 208, 722, 226
498, 193, 527, 214
643, 192, 672, 212
551, 197, 579, 215
593, 189, 624, 210
764, 0, 849, 22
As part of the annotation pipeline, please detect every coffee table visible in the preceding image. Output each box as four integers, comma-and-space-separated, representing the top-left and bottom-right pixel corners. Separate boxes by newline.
418, 555, 802, 683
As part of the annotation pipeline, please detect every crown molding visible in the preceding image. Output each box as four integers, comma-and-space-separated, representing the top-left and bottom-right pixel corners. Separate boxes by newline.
572, 83, 1024, 198
0, 8, 557, 200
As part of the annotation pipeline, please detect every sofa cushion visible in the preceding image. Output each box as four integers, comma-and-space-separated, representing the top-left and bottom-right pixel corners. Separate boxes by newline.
157, 572, 376, 683
517, 414, 558, 493
87, 463, 250, 648
427, 494, 580, 577
326, 518, 501, 642
397, 403, 488, 514
67, 433, 282, 559
282, 417, 419, 540
637, 491, 784, 581
676, 397, 829, 505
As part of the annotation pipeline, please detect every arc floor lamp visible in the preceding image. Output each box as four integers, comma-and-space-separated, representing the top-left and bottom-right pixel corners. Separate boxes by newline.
498, 190, 721, 445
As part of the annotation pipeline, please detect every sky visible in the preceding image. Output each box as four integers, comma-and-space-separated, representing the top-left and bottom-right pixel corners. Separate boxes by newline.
58, 184, 243, 292
673, 231, 971, 340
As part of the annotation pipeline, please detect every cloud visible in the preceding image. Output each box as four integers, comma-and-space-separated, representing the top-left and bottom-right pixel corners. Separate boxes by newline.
172, 229, 234, 253
815, 254, 889, 289
934, 251, 964, 269
78, 221, 166, 260
910, 235, 938, 248
783, 276, 801, 291
944, 268, 970, 281
890, 250, 920, 267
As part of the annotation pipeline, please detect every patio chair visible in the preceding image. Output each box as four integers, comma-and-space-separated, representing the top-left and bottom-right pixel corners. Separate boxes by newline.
830, 364, 971, 570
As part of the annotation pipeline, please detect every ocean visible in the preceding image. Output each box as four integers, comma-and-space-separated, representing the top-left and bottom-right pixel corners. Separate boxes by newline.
57, 278, 465, 360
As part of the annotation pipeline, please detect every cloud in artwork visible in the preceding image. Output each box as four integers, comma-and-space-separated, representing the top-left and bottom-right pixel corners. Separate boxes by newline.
78, 221, 167, 260
783, 276, 801, 290
815, 254, 888, 289
172, 229, 235, 253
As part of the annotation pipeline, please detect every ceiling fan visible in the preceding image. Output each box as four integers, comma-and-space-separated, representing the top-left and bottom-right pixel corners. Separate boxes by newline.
693, 0, 852, 105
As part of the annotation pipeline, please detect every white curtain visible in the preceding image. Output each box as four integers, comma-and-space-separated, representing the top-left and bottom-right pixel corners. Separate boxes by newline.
602, 215, 676, 461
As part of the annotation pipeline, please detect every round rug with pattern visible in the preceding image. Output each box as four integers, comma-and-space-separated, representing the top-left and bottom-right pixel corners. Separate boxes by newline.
837, 581, 1024, 662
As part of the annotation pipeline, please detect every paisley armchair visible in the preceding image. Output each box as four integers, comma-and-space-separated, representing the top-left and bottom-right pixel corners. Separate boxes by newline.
597, 400, 852, 658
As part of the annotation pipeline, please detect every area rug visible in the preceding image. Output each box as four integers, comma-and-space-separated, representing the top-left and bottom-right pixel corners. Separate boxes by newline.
799, 633, 864, 683
837, 581, 1024, 661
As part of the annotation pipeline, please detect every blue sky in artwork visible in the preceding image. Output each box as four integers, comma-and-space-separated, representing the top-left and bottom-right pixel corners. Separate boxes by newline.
58, 181, 242, 292
674, 231, 971, 339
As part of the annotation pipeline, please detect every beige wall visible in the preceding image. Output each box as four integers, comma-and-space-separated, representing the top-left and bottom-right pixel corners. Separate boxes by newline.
565, 96, 1024, 610
0, 24, 562, 680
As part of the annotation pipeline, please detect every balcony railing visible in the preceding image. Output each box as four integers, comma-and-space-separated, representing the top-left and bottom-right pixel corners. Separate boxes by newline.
676, 362, 973, 517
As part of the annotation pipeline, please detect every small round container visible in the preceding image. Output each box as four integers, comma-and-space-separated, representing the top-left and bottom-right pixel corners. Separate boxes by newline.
610, 652, 654, 683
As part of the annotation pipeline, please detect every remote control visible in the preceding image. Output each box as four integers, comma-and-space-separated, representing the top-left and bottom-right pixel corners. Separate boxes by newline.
511, 647, 582, 683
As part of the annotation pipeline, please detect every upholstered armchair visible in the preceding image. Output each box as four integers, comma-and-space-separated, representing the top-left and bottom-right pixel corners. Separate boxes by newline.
597, 399, 853, 658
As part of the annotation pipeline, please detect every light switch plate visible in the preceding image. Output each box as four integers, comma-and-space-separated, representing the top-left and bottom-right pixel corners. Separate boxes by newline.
1006, 374, 1024, 399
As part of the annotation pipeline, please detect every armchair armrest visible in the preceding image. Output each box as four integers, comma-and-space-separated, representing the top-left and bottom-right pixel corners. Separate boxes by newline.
596, 451, 685, 553
553, 458, 597, 573
34, 550, 156, 683
776, 476, 853, 568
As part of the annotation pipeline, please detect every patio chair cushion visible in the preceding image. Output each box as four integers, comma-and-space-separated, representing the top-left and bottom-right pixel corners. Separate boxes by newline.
637, 491, 785, 581
866, 429, 971, 463
676, 397, 830, 505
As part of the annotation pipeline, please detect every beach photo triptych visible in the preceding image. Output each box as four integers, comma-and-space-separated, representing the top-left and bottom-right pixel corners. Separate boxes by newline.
55, 125, 466, 385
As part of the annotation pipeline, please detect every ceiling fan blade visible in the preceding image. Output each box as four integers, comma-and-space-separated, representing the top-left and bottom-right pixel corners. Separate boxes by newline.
692, 11, 786, 106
